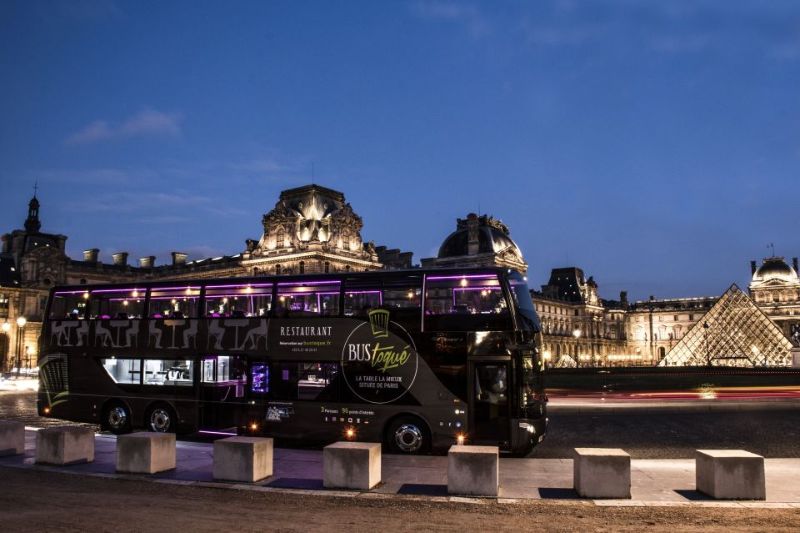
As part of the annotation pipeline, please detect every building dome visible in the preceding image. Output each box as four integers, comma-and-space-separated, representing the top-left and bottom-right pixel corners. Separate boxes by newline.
438, 216, 523, 260
752, 257, 799, 284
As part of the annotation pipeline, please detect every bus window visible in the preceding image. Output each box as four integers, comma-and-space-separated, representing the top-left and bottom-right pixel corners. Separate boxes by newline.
378, 275, 423, 331
424, 274, 511, 331
101, 357, 141, 384
150, 286, 200, 318
143, 358, 194, 386
90, 288, 145, 319
204, 283, 272, 317
49, 290, 89, 319
344, 278, 382, 317
383, 276, 422, 310
275, 280, 340, 317
270, 362, 339, 401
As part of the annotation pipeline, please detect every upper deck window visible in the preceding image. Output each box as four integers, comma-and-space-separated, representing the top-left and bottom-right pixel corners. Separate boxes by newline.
150, 286, 200, 318
424, 274, 511, 331
49, 290, 89, 320
344, 277, 382, 317
205, 283, 272, 318
276, 280, 340, 317
90, 288, 146, 319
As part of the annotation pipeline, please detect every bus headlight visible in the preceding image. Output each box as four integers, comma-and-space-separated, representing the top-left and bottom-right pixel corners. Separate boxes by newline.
456, 433, 466, 445
519, 422, 536, 434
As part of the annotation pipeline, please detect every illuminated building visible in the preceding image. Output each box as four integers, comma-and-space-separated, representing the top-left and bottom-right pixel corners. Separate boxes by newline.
2, 190, 799, 368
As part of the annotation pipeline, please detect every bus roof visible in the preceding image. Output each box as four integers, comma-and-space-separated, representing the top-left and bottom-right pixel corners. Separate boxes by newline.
50, 266, 521, 293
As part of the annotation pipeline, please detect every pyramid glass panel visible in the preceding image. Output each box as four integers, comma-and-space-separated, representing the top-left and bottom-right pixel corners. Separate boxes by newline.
659, 284, 793, 367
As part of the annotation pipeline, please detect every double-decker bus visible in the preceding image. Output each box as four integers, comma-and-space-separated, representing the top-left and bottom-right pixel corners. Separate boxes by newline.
37, 267, 546, 455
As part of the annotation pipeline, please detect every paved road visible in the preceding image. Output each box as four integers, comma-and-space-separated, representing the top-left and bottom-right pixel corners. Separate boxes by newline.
3, 391, 799, 458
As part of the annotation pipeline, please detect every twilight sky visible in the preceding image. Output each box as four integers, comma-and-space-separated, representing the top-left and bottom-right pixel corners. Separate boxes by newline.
1, 0, 799, 301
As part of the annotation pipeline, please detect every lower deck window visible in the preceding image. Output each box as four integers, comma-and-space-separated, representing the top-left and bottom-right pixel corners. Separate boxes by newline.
101, 358, 141, 384
144, 359, 194, 386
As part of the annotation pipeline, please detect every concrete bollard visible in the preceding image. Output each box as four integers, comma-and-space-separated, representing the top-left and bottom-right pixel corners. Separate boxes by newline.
447, 445, 499, 497
213, 436, 273, 483
116, 432, 176, 474
573, 448, 631, 499
0, 420, 25, 457
35, 426, 95, 465
323, 442, 381, 490
696, 449, 766, 500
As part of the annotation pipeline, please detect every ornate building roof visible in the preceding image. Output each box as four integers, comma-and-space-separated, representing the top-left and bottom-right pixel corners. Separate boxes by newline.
241, 184, 383, 274
422, 213, 527, 273
750, 256, 800, 287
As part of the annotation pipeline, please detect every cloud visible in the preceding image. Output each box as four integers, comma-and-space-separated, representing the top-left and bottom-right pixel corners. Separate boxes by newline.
64, 190, 246, 218
411, 1, 490, 38
65, 108, 182, 145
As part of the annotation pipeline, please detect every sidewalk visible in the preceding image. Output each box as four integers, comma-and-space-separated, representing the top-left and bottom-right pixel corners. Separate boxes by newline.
2, 429, 799, 508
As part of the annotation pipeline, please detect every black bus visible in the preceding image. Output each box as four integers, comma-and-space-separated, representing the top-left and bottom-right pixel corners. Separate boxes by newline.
37, 267, 547, 455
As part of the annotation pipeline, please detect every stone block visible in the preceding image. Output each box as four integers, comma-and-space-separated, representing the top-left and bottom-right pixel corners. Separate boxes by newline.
116, 432, 176, 474
0, 420, 25, 456
35, 426, 95, 465
213, 436, 273, 483
447, 445, 499, 497
696, 450, 765, 500
323, 442, 381, 490
573, 448, 631, 499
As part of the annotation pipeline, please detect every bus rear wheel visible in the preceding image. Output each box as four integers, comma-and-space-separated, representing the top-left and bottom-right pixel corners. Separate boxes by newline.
385, 416, 430, 454
103, 402, 132, 435
146, 404, 177, 433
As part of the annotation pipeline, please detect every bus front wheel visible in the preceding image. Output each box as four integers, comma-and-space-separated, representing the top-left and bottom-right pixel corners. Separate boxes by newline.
103, 401, 132, 435
385, 416, 430, 454
145, 404, 177, 433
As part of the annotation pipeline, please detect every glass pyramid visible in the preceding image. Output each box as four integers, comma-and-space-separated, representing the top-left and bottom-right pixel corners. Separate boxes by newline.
659, 284, 793, 367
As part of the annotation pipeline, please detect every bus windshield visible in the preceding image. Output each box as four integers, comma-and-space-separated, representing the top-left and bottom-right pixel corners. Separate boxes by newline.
508, 272, 540, 332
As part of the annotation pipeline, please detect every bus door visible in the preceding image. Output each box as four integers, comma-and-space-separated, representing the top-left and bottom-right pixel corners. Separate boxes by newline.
199, 355, 247, 429
469, 360, 511, 444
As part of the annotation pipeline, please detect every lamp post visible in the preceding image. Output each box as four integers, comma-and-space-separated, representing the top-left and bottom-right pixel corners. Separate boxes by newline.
15, 316, 27, 377
1, 322, 10, 373
572, 327, 582, 366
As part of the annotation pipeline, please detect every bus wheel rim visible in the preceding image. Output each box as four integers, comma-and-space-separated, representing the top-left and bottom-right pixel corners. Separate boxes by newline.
150, 408, 171, 432
394, 423, 423, 452
108, 406, 127, 429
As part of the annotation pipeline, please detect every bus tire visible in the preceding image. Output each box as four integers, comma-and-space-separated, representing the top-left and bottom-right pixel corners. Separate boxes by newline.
385, 415, 430, 455
145, 403, 177, 433
103, 401, 132, 435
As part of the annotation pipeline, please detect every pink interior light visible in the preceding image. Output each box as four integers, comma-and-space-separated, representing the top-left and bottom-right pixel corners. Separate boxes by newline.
426, 274, 497, 281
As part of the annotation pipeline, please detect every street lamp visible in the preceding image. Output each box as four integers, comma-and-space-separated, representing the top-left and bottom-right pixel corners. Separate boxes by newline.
572, 328, 582, 366
1, 322, 10, 372
15, 316, 27, 377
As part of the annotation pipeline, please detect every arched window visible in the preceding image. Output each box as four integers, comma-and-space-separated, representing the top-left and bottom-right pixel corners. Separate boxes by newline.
299, 261, 305, 274
324, 261, 330, 273
275, 264, 282, 276
277, 228, 285, 247
345, 265, 351, 272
